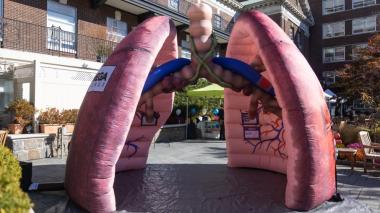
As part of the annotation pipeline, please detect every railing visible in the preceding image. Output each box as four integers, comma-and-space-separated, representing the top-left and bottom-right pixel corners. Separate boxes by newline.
0, 18, 118, 62
352, 0, 376, 8
149, 0, 235, 33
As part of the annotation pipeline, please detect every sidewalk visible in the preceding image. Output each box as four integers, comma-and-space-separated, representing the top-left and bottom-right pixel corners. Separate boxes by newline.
27, 142, 380, 212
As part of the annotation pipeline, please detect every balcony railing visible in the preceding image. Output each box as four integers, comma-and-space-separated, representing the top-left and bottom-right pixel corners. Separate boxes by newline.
149, 0, 235, 33
0, 18, 118, 62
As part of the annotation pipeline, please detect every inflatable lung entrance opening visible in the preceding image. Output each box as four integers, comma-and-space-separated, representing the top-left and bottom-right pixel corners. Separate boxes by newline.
65, 12, 336, 213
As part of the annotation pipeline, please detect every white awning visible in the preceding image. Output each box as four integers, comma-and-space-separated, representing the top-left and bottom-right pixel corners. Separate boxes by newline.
324, 89, 337, 99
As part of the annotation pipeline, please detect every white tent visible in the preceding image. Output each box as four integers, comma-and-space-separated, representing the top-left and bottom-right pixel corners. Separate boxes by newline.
324, 89, 337, 100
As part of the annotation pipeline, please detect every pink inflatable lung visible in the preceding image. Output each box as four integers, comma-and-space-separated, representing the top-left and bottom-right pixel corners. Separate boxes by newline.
65, 10, 335, 212
225, 11, 335, 210
65, 16, 177, 212
115, 93, 174, 172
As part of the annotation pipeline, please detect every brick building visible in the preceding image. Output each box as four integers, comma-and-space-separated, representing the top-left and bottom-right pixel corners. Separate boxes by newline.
239, 0, 379, 113
308, 0, 380, 85
1, 0, 378, 127
239, 0, 315, 58
0, 0, 239, 128
308, 0, 380, 112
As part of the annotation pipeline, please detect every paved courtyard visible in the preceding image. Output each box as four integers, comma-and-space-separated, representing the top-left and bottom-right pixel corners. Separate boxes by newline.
27, 141, 380, 212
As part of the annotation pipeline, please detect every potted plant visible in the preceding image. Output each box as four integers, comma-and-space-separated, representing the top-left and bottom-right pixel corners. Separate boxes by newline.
60, 109, 79, 133
6, 99, 35, 134
95, 44, 113, 63
38, 108, 62, 134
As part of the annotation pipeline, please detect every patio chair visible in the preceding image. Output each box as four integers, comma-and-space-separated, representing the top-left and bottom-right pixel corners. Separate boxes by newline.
358, 131, 380, 173
0, 130, 8, 147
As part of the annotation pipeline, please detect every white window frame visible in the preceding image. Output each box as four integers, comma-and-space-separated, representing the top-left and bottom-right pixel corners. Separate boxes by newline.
352, 0, 376, 9
106, 17, 127, 43
352, 16, 377, 35
168, 0, 179, 11
323, 21, 345, 39
46, 0, 77, 53
323, 0, 345, 15
322, 71, 336, 85
323, 46, 346, 63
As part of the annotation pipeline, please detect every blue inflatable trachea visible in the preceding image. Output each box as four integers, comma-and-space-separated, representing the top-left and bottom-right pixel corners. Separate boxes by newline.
212, 57, 275, 97
143, 57, 275, 97
142, 58, 192, 93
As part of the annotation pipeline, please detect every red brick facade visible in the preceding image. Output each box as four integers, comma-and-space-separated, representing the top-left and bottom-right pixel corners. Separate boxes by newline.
309, 0, 380, 83
1, 0, 234, 61
266, 13, 310, 57
2, 0, 139, 61
4, 0, 47, 25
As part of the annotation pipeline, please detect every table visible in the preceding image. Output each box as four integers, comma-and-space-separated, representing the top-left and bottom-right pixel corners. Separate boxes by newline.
337, 148, 357, 170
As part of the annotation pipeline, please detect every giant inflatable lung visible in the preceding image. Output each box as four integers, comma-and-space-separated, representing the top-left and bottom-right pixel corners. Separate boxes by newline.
225, 11, 335, 210
65, 16, 178, 212
65, 9, 335, 212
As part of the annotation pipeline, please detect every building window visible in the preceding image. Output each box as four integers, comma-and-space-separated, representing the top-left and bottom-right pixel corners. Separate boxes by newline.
322, 71, 336, 85
168, 0, 179, 11
0, 0, 3, 42
106, 17, 127, 43
0, 0, 3, 17
181, 48, 191, 59
353, 99, 373, 109
213, 14, 222, 29
323, 0, 345, 15
0, 79, 13, 112
352, 16, 376, 34
351, 43, 368, 60
46, 0, 76, 53
296, 33, 302, 50
323, 46, 345, 63
323, 21, 345, 38
352, 0, 376, 8
289, 26, 295, 40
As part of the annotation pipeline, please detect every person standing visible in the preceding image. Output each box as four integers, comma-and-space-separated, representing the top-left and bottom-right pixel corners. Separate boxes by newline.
219, 105, 225, 140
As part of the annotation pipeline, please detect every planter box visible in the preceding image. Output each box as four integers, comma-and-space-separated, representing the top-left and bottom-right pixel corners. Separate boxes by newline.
8, 124, 23, 134
39, 124, 75, 134
39, 124, 61, 134
65, 124, 75, 133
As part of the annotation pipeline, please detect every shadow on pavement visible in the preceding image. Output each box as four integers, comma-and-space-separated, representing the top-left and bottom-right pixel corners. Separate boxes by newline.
46, 164, 374, 213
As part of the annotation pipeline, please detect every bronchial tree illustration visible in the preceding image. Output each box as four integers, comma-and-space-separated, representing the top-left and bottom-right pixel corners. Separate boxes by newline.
244, 107, 287, 159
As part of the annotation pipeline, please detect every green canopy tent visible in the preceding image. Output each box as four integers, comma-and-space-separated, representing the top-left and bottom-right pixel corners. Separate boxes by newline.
185, 84, 224, 139
187, 83, 224, 98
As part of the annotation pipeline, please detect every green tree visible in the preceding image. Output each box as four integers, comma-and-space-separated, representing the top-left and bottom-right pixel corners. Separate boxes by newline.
332, 34, 380, 111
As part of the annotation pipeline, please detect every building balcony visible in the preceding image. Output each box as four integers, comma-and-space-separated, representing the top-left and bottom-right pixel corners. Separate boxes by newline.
0, 18, 118, 63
